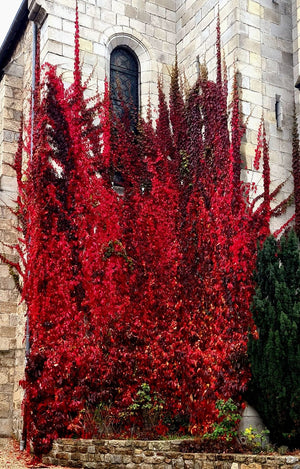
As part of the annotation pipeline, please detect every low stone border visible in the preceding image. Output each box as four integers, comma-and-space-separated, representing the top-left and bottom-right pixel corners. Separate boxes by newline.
42, 438, 300, 469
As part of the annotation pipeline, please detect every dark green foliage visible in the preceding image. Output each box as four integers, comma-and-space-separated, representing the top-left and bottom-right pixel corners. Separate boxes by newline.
248, 230, 300, 447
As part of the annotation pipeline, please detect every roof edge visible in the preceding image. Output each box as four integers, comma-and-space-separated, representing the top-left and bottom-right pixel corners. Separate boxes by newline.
0, 0, 29, 72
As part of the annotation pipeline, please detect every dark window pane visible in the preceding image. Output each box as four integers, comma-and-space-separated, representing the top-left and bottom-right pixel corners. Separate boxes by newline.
110, 46, 139, 119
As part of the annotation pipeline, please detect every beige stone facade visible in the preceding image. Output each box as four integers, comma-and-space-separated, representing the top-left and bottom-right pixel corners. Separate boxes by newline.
177, 0, 295, 223
0, 0, 298, 437
0, 15, 32, 437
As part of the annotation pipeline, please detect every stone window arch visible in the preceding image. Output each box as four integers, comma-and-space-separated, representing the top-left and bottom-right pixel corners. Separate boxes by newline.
101, 30, 155, 117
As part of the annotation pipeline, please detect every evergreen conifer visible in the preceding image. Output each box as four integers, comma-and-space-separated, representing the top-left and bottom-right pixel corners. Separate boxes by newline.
248, 230, 300, 447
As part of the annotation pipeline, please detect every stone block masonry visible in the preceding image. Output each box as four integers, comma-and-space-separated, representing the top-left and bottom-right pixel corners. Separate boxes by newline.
176, 0, 295, 231
0, 0, 298, 441
0, 17, 33, 438
36, 0, 177, 111
43, 439, 300, 469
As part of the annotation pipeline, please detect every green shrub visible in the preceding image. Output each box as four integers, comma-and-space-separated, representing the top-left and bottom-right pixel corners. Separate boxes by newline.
203, 398, 241, 442
248, 230, 300, 448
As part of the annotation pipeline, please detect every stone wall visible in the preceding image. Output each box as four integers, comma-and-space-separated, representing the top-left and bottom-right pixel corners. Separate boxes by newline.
43, 439, 300, 469
176, 0, 295, 229
0, 20, 33, 437
0, 0, 299, 439
27, 0, 296, 225
29, 0, 177, 112
293, 0, 300, 99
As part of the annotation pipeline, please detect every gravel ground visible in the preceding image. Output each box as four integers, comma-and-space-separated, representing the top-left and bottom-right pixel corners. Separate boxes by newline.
0, 439, 72, 469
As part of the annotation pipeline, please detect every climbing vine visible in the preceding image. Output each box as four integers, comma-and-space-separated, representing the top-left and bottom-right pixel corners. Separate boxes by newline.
3, 5, 292, 455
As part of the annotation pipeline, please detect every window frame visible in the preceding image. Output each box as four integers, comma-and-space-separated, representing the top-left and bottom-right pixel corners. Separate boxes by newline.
109, 45, 140, 120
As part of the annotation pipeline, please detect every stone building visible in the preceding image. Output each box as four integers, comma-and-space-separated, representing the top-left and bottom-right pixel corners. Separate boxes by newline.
0, 0, 298, 438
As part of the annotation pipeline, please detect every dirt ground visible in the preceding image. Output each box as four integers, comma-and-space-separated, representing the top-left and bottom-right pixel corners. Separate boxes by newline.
0, 438, 72, 469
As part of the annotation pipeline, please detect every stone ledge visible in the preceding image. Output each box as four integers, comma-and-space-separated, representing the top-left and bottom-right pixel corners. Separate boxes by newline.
43, 439, 300, 469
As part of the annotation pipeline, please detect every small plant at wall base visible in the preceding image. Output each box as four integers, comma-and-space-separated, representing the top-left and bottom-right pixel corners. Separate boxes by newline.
2, 4, 294, 456
240, 426, 271, 453
179, 399, 243, 453
203, 399, 241, 442
126, 383, 166, 436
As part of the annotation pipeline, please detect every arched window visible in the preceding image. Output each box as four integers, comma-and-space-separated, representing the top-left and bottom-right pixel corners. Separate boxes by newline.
110, 46, 139, 122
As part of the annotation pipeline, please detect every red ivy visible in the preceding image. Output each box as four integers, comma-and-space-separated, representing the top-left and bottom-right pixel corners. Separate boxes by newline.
5, 6, 291, 455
